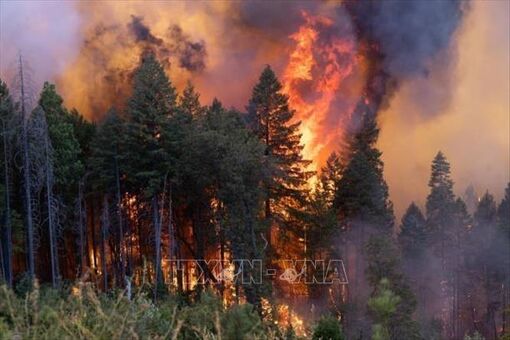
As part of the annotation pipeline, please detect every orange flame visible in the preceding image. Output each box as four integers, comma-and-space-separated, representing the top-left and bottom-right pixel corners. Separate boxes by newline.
282, 11, 365, 174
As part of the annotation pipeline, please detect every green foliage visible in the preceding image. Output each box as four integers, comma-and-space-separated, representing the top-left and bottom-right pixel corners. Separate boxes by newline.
90, 109, 125, 192
334, 102, 393, 229
365, 237, 422, 340
39, 82, 83, 189
124, 52, 177, 197
426, 151, 455, 240
368, 279, 400, 340
247, 65, 311, 217
398, 203, 426, 258
66, 108, 96, 163
221, 304, 265, 340
312, 315, 344, 340
0, 282, 272, 339
464, 331, 485, 340
498, 183, 510, 237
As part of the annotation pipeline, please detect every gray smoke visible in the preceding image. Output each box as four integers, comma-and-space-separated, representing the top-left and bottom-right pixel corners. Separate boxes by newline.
127, 16, 206, 73
344, 0, 470, 115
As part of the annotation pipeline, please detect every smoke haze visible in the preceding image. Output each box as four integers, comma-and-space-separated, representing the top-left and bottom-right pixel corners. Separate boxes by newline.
0, 0, 507, 217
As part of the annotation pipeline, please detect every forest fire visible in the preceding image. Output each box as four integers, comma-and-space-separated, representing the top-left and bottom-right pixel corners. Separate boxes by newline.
282, 11, 362, 172
1, 1, 509, 339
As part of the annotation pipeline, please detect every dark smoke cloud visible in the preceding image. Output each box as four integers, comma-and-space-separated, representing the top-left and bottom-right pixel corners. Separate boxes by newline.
167, 25, 206, 72
344, 0, 469, 115
127, 16, 206, 72
129, 15, 163, 45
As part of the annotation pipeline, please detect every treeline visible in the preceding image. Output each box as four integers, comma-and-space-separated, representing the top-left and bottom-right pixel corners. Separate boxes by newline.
0, 53, 509, 340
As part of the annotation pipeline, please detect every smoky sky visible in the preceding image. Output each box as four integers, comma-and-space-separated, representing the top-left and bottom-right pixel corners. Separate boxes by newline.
345, 0, 467, 78
344, 0, 469, 117
129, 15, 163, 45
127, 15, 206, 73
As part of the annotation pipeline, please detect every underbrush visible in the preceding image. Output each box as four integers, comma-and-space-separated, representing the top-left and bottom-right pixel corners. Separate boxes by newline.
0, 280, 274, 339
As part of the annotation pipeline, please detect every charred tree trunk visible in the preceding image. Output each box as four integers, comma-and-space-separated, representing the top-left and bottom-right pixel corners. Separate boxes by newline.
19, 56, 35, 279
77, 179, 87, 275
114, 155, 125, 285
153, 194, 163, 300
1, 120, 12, 286
44, 125, 59, 288
91, 198, 98, 271
167, 183, 180, 290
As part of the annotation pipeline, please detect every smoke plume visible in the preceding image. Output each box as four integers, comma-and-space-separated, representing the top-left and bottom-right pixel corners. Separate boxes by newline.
1, 0, 507, 216
344, 0, 468, 115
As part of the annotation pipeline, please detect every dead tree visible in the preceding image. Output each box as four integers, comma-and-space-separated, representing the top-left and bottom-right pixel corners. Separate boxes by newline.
30, 107, 60, 287
13, 54, 37, 279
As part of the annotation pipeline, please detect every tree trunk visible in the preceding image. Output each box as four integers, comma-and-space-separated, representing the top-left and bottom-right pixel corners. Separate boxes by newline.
101, 196, 109, 291
1, 120, 12, 286
78, 179, 87, 275
114, 155, 125, 285
153, 194, 163, 300
44, 132, 59, 288
19, 56, 35, 279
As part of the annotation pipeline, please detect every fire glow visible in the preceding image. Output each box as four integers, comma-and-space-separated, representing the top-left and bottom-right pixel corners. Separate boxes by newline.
282, 11, 363, 172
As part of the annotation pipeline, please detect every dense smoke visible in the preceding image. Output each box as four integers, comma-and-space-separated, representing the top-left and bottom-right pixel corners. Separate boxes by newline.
345, 0, 468, 115
128, 15, 206, 72
0, 1, 507, 216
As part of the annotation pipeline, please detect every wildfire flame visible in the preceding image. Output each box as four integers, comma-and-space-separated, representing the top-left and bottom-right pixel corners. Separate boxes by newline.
282, 11, 365, 173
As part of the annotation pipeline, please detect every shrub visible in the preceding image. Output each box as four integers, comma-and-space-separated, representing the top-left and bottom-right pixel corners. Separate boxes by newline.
312, 315, 344, 340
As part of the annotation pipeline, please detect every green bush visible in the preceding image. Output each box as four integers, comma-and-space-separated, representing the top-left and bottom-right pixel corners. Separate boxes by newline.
312, 316, 344, 340
0, 282, 278, 339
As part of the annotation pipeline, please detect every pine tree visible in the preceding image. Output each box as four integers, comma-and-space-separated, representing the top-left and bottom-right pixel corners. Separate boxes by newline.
329, 102, 395, 338
398, 203, 426, 259
334, 102, 393, 229
247, 65, 311, 249
498, 183, 510, 236
425, 151, 455, 263
319, 152, 343, 205
0, 79, 15, 286
125, 53, 176, 196
425, 152, 468, 338
124, 53, 177, 297
470, 192, 503, 339
178, 82, 204, 118
365, 236, 422, 340
90, 109, 126, 283
38, 82, 83, 192
497, 183, 510, 337
38, 83, 83, 286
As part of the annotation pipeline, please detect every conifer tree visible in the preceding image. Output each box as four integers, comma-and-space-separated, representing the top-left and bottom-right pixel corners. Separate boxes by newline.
424, 152, 464, 338
125, 53, 176, 196
124, 53, 177, 297
0, 79, 15, 286
90, 109, 127, 282
38, 82, 83, 192
247, 65, 311, 248
365, 236, 422, 340
398, 203, 426, 259
425, 151, 456, 263
334, 102, 393, 229
178, 82, 204, 118
497, 183, 510, 336
498, 183, 510, 236
470, 192, 502, 339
